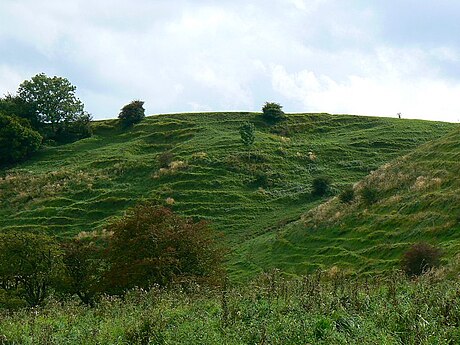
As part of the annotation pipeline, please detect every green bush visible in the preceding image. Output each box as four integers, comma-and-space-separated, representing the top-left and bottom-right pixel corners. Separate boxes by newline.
252, 170, 270, 188
239, 122, 255, 147
158, 151, 174, 168
0, 113, 42, 165
0, 94, 39, 129
401, 242, 442, 276
119, 100, 145, 127
262, 102, 285, 122
339, 185, 355, 203
360, 185, 379, 205
312, 176, 332, 197
54, 111, 92, 143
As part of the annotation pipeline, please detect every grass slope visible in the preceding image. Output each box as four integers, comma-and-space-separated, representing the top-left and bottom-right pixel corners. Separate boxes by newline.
0, 112, 457, 279
240, 126, 460, 276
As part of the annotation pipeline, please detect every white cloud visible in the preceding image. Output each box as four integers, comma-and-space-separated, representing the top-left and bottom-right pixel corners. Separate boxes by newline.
0, 0, 459, 122
0, 65, 24, 96
271, 64, 460, 121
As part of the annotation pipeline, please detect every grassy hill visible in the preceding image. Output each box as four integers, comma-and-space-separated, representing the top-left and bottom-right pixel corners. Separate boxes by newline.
237, 126, 460, 276
0, 112, 457, 279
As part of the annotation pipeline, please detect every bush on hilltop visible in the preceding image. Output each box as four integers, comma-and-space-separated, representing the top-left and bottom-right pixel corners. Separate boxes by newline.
262, 102, 285, 122
119, 100, 145, 127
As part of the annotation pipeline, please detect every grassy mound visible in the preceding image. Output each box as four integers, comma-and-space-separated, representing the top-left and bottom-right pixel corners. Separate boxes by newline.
239, 126, 460, 276
0, 112, 457, 279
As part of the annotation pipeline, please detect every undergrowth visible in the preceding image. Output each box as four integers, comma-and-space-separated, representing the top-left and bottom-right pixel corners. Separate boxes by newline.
1, 264, 459, 344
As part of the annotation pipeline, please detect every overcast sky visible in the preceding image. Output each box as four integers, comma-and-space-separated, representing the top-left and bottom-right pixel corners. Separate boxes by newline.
1, 0, 460, 122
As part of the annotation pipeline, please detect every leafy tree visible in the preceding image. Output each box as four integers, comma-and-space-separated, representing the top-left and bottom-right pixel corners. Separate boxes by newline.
0, 94, 39, 129
0, 232, 63, 306
60, 239, 106, 306
239, 122, 255, 148
118, 100, 145, 127
17, 73, 92, 139
262, 102, 285, 122
0, 113, 42, 165
55, 111, 92, 143
401, 242, 442, 277
104, 204, 223, 293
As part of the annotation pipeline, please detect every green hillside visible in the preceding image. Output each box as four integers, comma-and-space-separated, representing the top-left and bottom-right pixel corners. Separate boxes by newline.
0, 112, 457, 279
238, 126, 460, 276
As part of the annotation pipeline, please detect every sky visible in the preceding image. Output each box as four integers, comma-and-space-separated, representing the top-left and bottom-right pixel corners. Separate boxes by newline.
1, 0, 460, 122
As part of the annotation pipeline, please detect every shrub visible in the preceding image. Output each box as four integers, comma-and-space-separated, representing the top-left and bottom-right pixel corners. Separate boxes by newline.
119, 100, 145, 127
312, 176, 332, 197
54, 111, 92, 143
239, 122, 255, 147
60, 239, 106, 306
0, 113, 42, 165
158, 151, 174, 168
104, 204, 223, 293
0, 232, 63, 306
252, 170, 270, 188
270, 123, 291, 136
401, 242, 442, 276
0, 94, 39, 129
339, 185, 355, 204
360, 185, 379, 205
262, 102, 285, 122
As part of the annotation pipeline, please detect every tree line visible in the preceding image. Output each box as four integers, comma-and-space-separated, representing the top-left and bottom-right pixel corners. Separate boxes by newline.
0, 73, 92, 165
0, 203, 223, 308
0, 73, 146, 167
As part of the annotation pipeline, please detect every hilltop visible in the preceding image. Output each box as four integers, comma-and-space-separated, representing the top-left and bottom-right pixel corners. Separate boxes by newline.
0, 112, 457, 279
238, 126, 460, 276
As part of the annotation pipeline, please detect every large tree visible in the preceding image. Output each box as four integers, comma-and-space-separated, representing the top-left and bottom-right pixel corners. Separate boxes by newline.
0, 232, 63, 306
17, 73, 91, 139
104, 204, 223, 293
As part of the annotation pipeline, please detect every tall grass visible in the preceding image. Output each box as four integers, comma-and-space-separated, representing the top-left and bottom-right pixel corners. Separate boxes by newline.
1, 264, 459, 344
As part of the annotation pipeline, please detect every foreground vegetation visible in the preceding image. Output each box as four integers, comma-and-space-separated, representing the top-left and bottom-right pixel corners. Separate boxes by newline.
0, 204, 223, 308
1, 263, 459, 344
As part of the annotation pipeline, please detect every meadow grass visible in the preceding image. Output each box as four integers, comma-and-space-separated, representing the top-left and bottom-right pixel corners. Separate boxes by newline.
237, 127, 460, 277
1, 263, 459, 344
